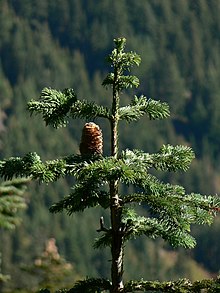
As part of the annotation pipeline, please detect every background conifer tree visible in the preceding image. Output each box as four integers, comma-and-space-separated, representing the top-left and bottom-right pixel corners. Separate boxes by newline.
22, 238, 80, 292
0, 178, 29, 284
0, 38, 220, 292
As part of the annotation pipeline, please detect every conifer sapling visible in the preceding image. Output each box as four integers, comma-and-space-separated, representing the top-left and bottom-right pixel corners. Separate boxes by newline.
0, 38, 220, 292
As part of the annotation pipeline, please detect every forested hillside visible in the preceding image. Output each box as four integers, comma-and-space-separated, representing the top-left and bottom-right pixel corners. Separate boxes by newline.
1, 0, 220, 291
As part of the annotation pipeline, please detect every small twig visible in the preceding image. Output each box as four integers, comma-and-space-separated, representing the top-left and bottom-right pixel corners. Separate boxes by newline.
97, 216, 109, 232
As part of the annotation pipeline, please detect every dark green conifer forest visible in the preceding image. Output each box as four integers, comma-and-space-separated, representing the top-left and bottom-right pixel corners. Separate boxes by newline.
1, 0, 220, 291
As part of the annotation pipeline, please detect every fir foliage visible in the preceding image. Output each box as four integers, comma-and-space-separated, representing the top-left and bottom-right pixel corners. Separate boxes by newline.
57, 277, 220, 293
118, 96, 170, 122
28, 88, 77, 128
28, 88, 111, 128
70, 100, 111, 120
124, 277, 220, 292
64, 277, 111, 293
0, 178, 29, 283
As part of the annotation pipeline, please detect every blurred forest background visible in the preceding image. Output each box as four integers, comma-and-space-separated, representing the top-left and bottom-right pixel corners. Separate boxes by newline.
1, 0, 220, 291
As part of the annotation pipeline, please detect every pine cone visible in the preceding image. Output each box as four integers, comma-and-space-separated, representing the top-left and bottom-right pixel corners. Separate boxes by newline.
79, 122, 103, 155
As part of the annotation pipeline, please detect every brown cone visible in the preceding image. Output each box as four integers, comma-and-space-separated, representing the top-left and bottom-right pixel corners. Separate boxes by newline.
79, 122, 103, 155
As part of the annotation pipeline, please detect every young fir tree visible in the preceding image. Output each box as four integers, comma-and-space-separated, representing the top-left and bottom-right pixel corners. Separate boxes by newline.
23, 238, 80, 292
0, 38, 220, 292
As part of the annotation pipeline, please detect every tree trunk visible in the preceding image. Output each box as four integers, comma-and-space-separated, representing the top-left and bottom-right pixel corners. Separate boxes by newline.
109, 56, 124, 292
110, 118, 124, 292
110, 179, 124, 293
